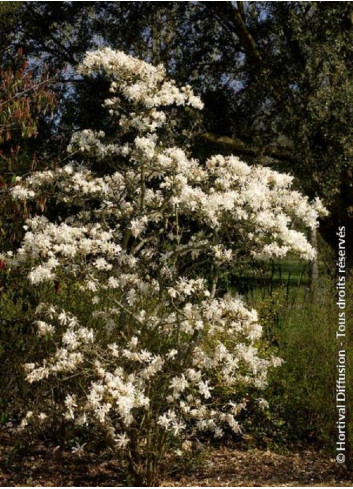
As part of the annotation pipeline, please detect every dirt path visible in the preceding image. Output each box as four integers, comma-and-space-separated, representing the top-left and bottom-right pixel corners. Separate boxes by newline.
0, 434, 351, 487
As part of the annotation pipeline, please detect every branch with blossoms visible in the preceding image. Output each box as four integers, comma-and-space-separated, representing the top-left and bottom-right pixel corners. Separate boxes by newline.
2, 47, 327, 486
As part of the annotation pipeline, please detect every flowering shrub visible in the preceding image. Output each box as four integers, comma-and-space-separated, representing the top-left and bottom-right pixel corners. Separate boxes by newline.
2, 48, 327, 485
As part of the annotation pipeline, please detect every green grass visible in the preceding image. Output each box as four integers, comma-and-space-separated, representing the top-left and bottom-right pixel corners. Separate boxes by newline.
231, 254, 353, 451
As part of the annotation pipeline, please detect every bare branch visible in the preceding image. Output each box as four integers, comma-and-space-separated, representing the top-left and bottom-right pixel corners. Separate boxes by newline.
231, 2, 265, 67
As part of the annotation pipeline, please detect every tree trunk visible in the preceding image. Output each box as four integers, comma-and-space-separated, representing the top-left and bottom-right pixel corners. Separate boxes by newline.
309, 227, 319, 298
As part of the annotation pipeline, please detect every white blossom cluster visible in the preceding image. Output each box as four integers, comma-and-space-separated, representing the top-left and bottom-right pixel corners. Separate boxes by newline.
78, 47, 204, 111
5, 49, 327, 463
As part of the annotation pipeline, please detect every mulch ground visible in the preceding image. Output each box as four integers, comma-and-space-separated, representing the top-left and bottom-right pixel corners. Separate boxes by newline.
0, 432, 351, 487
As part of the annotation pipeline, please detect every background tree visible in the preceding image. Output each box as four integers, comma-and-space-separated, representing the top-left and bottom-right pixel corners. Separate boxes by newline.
0, 50, 56, 246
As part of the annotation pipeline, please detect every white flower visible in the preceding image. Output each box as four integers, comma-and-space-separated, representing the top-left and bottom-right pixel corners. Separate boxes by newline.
108, 276, 119, 288
167, 349, 178, 360
258, 398, 269, 410
214, 427, 224, 438
115, 433, 130, 449
94, 257, 112, 271
28, 265, 55, 284
170, 375, 189, 393
198, 380, 212, 399
129, 216, 148, 237
36, 321, 55, 336
72, 442, 87, 457
64, 394, 77, 420
11, 186, 35, 200
86, 279, 99, 292
58, 311, 70, 325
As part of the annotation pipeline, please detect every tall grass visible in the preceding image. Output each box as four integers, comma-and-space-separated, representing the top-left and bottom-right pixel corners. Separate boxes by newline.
240, 252, 353, 453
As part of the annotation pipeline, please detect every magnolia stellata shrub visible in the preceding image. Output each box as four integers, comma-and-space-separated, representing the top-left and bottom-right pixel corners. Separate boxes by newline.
3, 48, 327, 482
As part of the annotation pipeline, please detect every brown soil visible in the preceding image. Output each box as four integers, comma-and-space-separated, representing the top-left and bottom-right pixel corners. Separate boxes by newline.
0, 433, 351, 487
